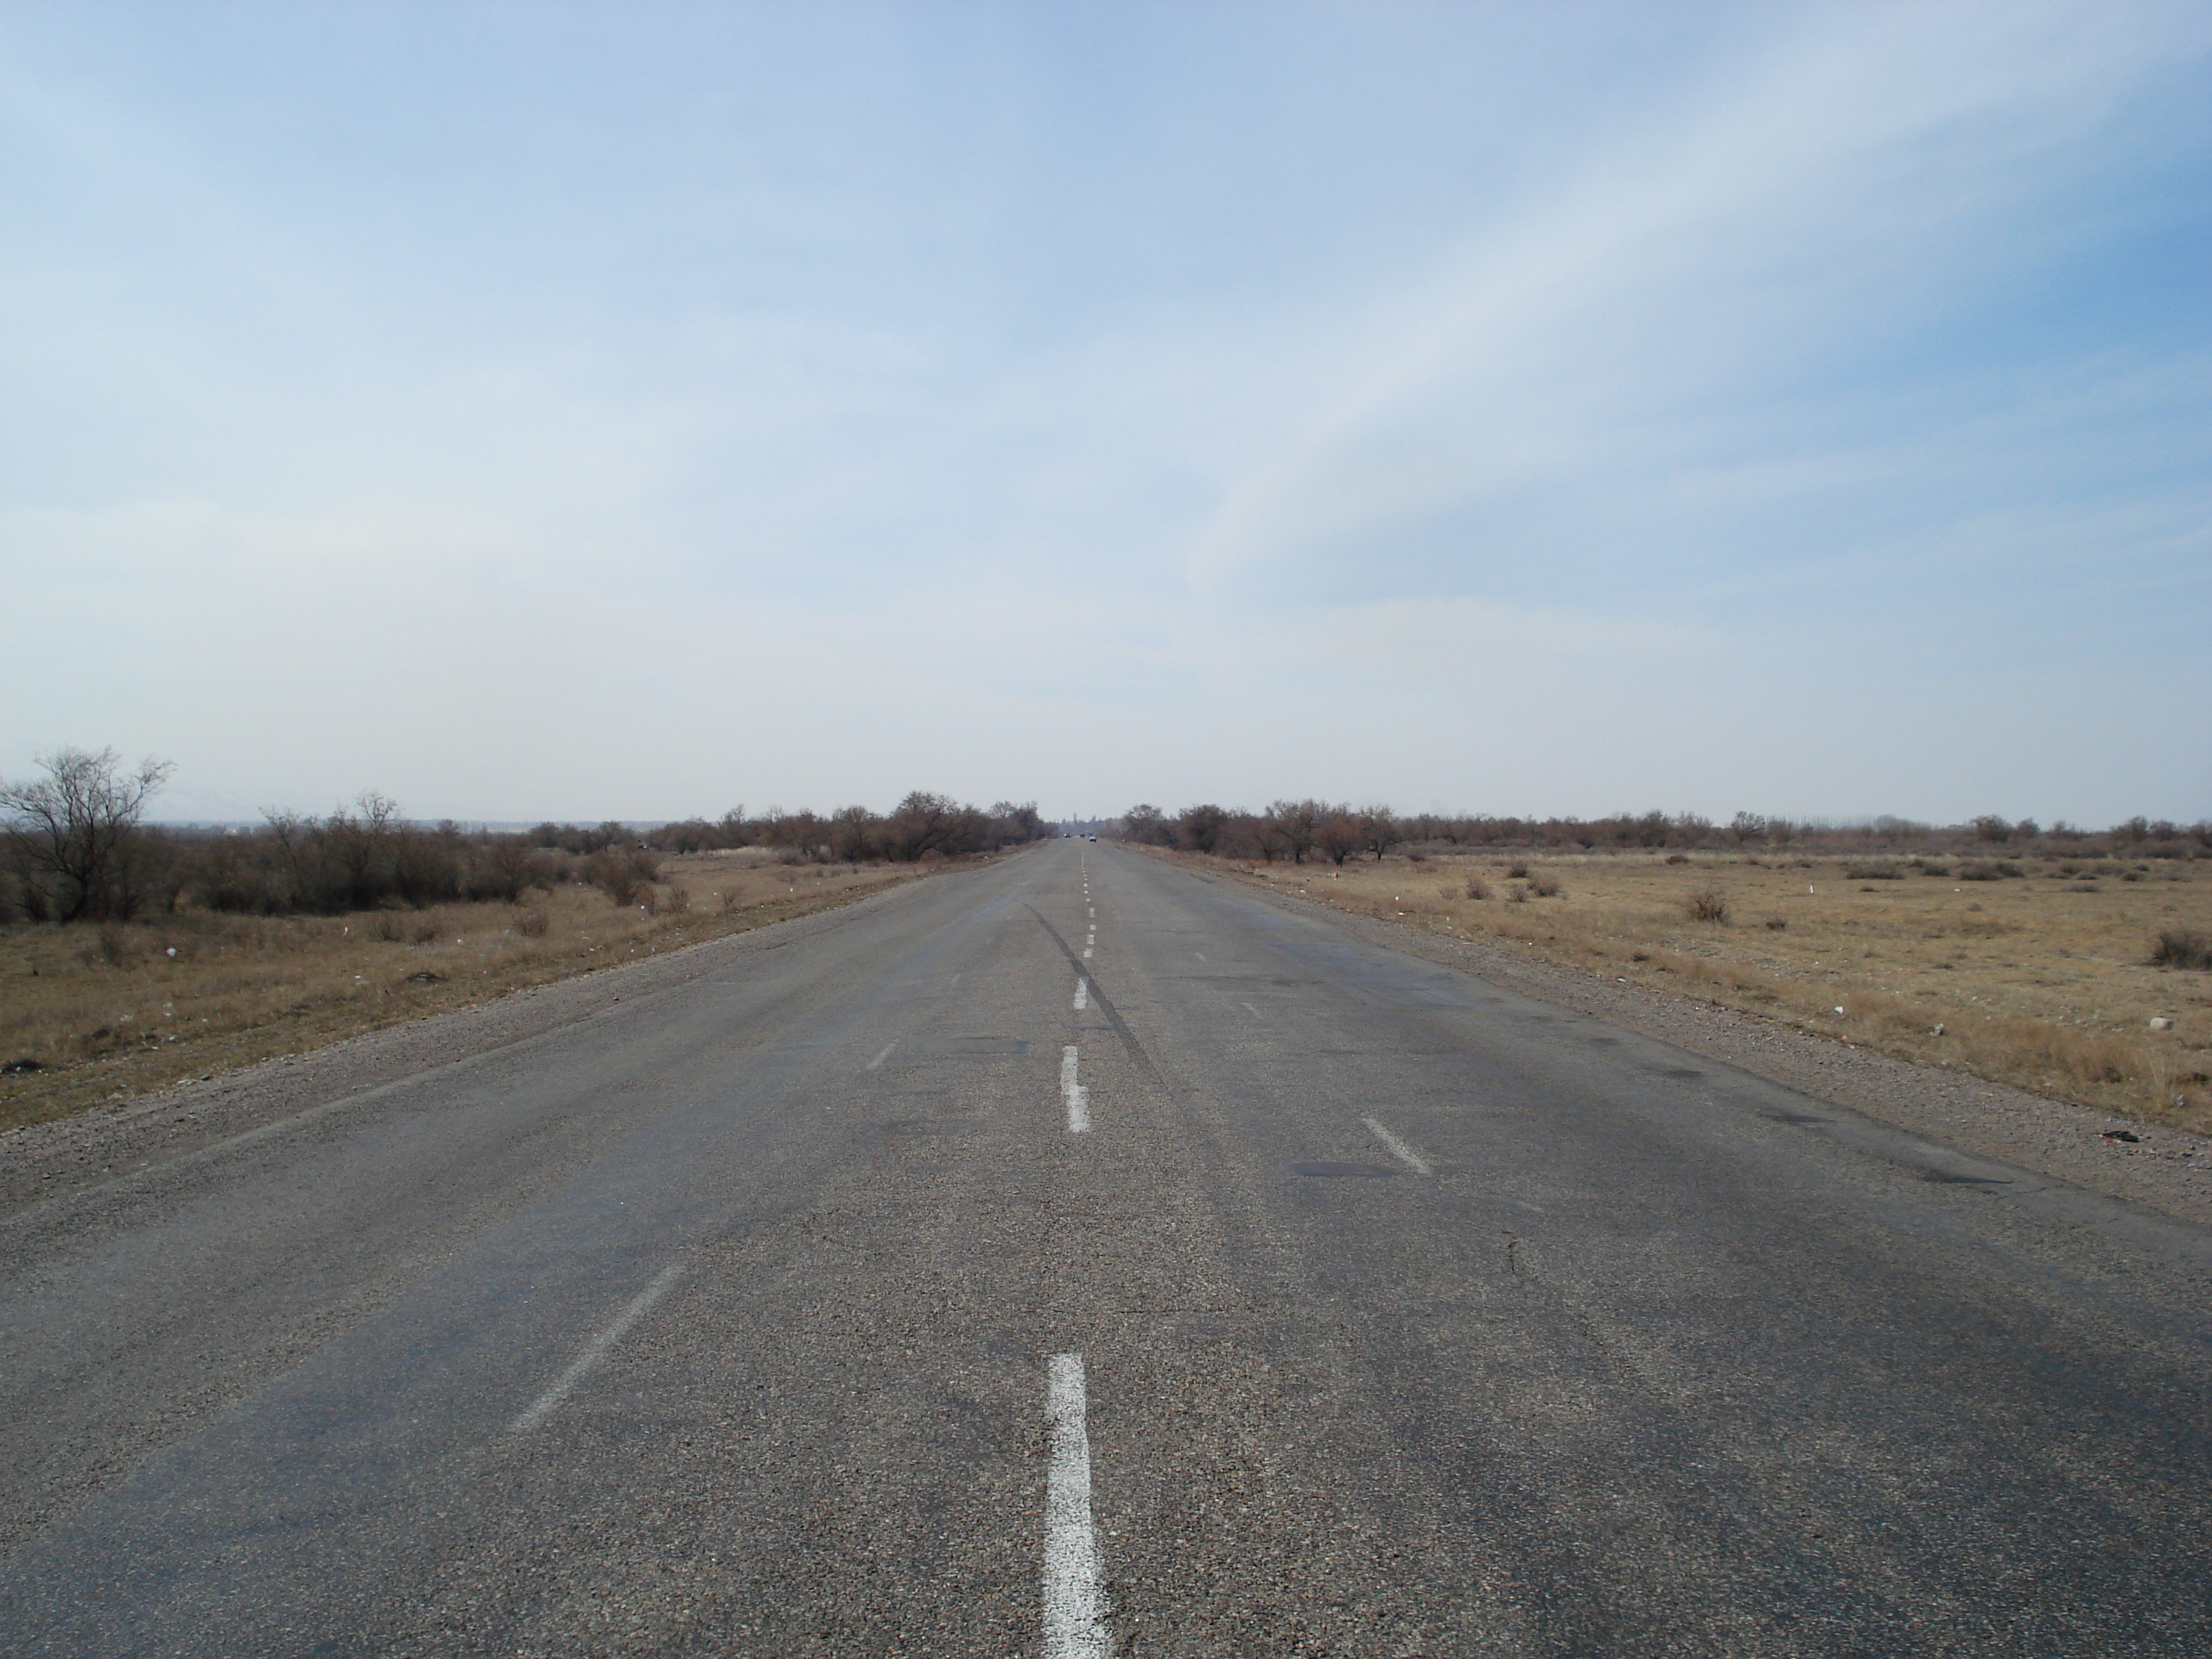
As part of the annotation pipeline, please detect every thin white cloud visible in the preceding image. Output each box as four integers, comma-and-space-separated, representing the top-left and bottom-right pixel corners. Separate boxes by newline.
1182, 0, 2195, 590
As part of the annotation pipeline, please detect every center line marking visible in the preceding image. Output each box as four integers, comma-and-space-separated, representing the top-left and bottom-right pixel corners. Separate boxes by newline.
1061, 1045, 1090, 1133
510, 1260, 683, 1434
1241, 1002, 1260, 1017
1362, 1115, 1433, 1177
867, 1041, 896, 1070
1043, 1354, 1110, 1658
1082, 947, 1092, 959
1073, 980, 1088, 1010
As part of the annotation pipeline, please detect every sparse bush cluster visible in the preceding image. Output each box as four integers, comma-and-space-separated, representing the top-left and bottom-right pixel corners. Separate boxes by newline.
1684, 887, 1731, 924
2152, 928, 2212, 971
160, 796, 574, 917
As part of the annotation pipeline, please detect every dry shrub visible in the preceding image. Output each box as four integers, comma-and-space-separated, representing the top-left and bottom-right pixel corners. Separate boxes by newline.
1506, 861, 1531, 879
2151, 927, 2211, 970
664, 884, 691, 914
1463, 876, 1490, 900
514, 908, 550, 938
1529, 873, 1562, 898
1969, 1014, 2133, 1089
1684, 887, 1730, 924
368, 912, 441, 945
583, 848, 657, 906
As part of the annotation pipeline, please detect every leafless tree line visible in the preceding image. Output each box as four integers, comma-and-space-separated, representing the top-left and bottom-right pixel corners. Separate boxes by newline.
1116, 801, 2212, 864
0, 749, 1050, 923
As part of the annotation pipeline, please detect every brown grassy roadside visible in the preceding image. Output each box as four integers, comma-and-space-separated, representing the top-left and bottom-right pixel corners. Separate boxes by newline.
0, 850, 955, 1131
1169, 847, 2212, 1134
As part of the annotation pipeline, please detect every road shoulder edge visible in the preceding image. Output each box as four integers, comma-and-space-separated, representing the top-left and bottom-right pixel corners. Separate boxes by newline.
1124, 845, 2212, 1231
0, 855, 1017, 1216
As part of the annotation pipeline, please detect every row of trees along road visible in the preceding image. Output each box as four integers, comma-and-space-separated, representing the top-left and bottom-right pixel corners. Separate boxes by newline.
1118, 801, 2212, 863
0, 749, 1051, 924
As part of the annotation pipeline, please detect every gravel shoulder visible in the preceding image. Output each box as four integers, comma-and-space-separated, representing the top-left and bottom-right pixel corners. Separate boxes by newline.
0, 875, 935, 1218
1197, 860, 2212, 1231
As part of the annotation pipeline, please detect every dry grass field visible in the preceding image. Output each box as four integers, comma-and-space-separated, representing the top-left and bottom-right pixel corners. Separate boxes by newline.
0, 851, 941, 1131
1213, 847, 2212, 1134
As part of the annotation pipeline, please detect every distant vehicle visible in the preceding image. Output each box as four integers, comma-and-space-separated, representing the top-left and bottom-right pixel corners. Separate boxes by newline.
1087, 835, 1097, 841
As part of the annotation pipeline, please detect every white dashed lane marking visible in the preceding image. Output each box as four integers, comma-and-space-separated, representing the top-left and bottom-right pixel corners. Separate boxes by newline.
1073, 980, 1088, 1011
1043, 1354, 1110, 1658
510, 1262, 683, 1434
867, 1042, 896, 1071
1061, 1046, 1090, 1133
1362, 1115, 1433, 1177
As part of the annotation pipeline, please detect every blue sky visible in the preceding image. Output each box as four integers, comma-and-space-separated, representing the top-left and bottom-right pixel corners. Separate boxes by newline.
4, 1, 2206, 824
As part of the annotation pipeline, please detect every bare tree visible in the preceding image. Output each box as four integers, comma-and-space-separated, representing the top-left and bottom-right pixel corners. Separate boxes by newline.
1177, 804, 1230, 854
470, 835, 541, 903
1268, 799, 1326, 864
829, 805, 878, 863
989, 801, 1046, 845
1357, 805, 1399, 861
322, 791, 400, 910
888, 791, 963, 860
0, 747, 174, 922
1120, 804, 1170, 846
1317, 811, 1364, 866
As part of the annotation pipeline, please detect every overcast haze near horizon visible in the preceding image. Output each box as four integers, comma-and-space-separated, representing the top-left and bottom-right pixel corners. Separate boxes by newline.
4, 1, 2208, 829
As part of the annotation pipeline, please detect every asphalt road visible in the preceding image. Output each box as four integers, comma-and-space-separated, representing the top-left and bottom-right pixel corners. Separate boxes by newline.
3, 838, 2208, 1656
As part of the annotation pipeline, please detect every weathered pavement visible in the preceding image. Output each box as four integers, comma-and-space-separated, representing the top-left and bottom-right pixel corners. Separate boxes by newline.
2, 838, 2208, 1655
